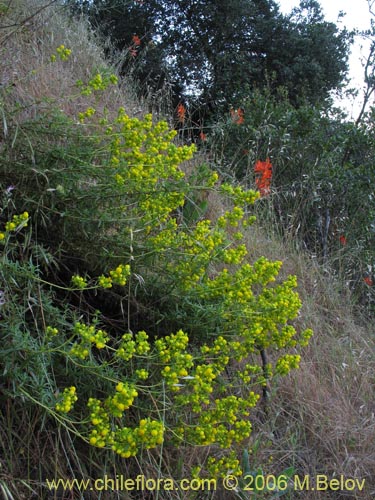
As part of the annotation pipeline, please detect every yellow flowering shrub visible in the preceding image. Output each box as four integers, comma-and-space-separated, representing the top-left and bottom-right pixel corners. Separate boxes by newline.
0, 51, 313, 482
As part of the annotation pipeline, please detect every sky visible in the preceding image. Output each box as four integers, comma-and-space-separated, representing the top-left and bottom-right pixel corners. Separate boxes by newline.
277, 0, 373, 118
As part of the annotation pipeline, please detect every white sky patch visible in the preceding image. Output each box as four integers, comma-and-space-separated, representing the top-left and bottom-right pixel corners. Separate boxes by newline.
277, 0, 373, 119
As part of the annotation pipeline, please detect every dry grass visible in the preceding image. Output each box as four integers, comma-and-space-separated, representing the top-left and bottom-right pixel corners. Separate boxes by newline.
0, 0, 142, 127
169, 145, 375, 498
179, 146, 375, 496
187, 173, 375, 497
240, 223, 375, 498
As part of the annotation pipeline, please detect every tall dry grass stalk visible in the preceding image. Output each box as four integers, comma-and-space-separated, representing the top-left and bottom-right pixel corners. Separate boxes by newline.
0, 0, 141, 124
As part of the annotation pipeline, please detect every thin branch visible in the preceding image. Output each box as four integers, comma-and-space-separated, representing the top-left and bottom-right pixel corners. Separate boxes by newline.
260, 348, 270, 411
0, 0, 59, 29
355, 39, 375, 126
0, 0, 60, 47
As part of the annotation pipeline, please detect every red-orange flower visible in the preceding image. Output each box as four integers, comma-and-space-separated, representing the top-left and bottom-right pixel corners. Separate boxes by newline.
230, 108, 245, 125
364, 277, 373, 286
132, 35, 141, 46
177, 103, 186, 124
199, 131, 207, 141
254, 158, 272, 196
339, 235, 347, 246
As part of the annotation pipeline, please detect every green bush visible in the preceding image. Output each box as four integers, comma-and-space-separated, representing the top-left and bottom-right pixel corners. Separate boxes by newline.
0, 45, 312, 488
206, 90, 375, 309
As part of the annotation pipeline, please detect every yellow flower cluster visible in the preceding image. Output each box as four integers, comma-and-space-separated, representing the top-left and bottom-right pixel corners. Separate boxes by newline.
45, 326, 59, 338
116, 333, 136, 361
87, 394, 164, 457
106, 382, 138, 418
97, 274, 113, 288
97, 263, 131, 288
207, 452, 242, 478
116, 330, 150, 361
155, 330, 194, 390
135, 368, 149, 380
87, 398, 110, 448
70, 321, 109, 359
151, 219, 228, 290
134, 330, 150, 354
222, 243, 247, 264
176, 363, 217, 409
299, 328, 314, 347
50, 44, 72, 62
135, 419, 164, 448
220, 183, 260, 205
55, 386, 78, 413
173, 355, 260, 447
78, 107, 96, 123
71, 274, 87, 289
0, 212, 29, 240
106, 110, 195, 227
76, 72, 118, 96
275, 353, 301, 375
218, 206, 244, 228
109, 264, 131, 286
111, 427, 137, 457
70, 343, 90, 360
216, 184, 259, 229
237, 363, 263, 384
111, 419, 164, 458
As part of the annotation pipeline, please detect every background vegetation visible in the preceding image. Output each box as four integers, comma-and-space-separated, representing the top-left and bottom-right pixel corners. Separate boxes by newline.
0, 0, 375, 499
73, 0, 374, 309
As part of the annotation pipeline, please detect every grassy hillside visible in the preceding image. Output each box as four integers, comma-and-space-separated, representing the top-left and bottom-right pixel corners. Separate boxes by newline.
0, 1, 374, 499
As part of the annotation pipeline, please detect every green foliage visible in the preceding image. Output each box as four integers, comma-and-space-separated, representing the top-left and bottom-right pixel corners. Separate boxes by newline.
208, 89, 375, 309
0, 47, 312, 483
71, 0, 351, 110
238, 448, 295, 498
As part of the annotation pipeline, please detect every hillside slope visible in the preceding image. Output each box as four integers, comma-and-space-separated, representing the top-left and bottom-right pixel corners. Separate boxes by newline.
1, 1, 374, 499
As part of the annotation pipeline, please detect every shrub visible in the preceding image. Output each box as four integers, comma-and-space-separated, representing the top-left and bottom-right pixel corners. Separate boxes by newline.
205, 90, 375, 311
0, 41, 312, 492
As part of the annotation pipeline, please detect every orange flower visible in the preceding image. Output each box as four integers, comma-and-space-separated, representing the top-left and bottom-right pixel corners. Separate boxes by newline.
132, 35, 141, 46
177, 103, 186, 124
230, 108, 245, 125
199, 131, 207, 141
339, 235, 347, 246
254, 158, 272, 197
364, 277, 373, 286
236, 108, 245, 125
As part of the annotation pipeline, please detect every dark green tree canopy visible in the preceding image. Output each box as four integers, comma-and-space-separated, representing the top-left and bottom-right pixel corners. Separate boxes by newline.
73, 0, 351, 110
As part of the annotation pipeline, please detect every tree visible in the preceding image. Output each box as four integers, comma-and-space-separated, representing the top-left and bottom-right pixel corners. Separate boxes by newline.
71, 0, 174, 102
351, 0, 375, 125
266, 0, 352, 106
72, 0, 351, 112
